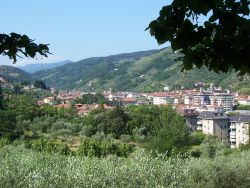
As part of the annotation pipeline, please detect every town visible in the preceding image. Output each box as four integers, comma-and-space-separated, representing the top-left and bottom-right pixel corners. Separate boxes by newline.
23, 81, 249, 149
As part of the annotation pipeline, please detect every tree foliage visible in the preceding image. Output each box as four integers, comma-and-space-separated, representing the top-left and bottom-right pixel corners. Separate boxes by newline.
146, 106, 191, 157
0, 32, 50, 62
76, 93, 107, 104
147, 0, 250, 74
34, 80, 48, 90
0, 85, 4, 110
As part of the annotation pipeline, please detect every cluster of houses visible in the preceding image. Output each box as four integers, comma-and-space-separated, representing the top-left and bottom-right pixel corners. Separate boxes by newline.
39, 85, 250, 148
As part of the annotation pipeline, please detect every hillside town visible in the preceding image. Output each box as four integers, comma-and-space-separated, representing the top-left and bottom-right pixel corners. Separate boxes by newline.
28, 82, 250, 149
1, 76, 250, 150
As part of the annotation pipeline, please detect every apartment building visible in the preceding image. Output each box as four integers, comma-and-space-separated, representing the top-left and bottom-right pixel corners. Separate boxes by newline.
193, 93, 234, 111
210, 94, 234, 111
229, 115, 250, 148
197, 111, 230, 143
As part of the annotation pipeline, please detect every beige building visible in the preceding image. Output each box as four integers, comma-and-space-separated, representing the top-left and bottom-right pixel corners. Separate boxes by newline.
229, 115, 250, 148
197, 111, 229, 143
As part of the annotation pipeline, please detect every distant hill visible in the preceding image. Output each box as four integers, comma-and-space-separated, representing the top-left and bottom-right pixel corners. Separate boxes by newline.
19, 60, 72, 73
32, 48, 250, 94
0, 65, 33, 83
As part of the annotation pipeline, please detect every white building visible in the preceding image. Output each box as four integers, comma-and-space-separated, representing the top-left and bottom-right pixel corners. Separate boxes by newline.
126, 92, 140, 99
210, 94, 234, 111
153, 93, 173, 105
229, 115, 250, 148
193, 93, 234, 111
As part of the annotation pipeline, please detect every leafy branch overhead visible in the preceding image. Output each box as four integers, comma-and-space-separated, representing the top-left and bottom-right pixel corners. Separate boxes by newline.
0, 33, 50, 62
147, 0, 250, 74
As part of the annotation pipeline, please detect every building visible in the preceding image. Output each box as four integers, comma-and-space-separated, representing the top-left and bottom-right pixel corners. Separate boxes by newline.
238, 96, 250, 105
178, 108, 199, 131
206, 105, 224, 112
120, 98, 137, 106
210, 94, 234, 111
153, 93, 173, 105
43, 97, 57, 105
197, 111, 229, 143
229, 115, 250, 148
193, 94, 211, 106
126, 92, 140, 99
193, 93, 234, 111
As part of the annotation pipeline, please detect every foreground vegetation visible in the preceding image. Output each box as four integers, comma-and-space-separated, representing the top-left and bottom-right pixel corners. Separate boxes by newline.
0, 145, 250, 188
1, 90, 250, 187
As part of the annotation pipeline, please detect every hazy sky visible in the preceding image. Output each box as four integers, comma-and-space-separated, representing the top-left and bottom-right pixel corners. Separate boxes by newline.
0, 0, 170, 66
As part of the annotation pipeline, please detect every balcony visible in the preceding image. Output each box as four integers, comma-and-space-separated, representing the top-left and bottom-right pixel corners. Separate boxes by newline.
197, 121, 202, 125
230, 137, 236, 142
230, 125, 236, 129
230, 132, 236, 136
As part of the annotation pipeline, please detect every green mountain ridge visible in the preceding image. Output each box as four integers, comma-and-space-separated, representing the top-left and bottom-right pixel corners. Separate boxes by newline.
1, 48, 249, 94
33, 48, 250, 94
0, 65, 33, 83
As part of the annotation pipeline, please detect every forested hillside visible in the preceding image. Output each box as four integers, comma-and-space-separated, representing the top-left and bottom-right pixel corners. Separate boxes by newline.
0, 65, 33, 83
33, 48, 250, 93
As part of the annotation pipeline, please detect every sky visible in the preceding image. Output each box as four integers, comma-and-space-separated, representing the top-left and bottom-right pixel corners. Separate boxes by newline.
0, 0, 171, 66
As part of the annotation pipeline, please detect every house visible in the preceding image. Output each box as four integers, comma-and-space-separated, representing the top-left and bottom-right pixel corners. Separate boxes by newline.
197, 111, 229, 143
120, 98, 137, 106
229, 115, 250, 148
43, 97, 57, 105
238, 96, 250, 105
55, 104, 71, 109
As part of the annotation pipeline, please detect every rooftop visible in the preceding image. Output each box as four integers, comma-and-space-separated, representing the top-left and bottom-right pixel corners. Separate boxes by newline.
198, 111, 228, 119
230, 115, 250, 123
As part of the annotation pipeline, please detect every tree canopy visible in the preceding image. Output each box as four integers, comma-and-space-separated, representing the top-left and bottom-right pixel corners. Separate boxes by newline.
147, 0, 250, 74
0, 33, 50, 62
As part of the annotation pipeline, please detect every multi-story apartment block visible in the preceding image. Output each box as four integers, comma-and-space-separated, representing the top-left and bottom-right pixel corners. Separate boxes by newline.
210, 94, 234, 111
229, 115, 250, 148
197, 111, 230, 143
193, 93, 234, 111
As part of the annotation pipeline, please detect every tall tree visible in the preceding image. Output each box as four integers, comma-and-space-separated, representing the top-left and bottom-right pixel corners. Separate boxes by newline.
34, 80, 48, 90
146, 107, 191, 157
147, 0, 250, 74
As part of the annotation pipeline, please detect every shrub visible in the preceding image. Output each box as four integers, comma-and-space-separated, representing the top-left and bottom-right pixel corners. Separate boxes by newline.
31, 139, 71, 155
77, 138, 134, 157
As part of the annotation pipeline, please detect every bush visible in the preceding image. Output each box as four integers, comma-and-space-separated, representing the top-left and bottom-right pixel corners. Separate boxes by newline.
0, 138, 10, 148
31, 139, 71, 155
190, 131, 206, 145
77, 138, 134, 157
